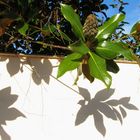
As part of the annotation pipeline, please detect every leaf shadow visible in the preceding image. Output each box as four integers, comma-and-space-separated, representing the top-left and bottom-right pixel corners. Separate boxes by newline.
0, 56, 26, 77
0, 87, 26, 140
2, 56, 53, 85
0, 56, 21, 77
29, 58, 53, 85
0, 57, 53, 85
6, 57, 21, 77
75, 87, 138, 136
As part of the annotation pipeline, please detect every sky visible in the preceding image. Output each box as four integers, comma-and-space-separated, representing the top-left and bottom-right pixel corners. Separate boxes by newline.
105, 0, 140, 33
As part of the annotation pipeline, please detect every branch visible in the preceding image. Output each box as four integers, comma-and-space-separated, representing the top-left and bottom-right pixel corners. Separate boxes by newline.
32, 41, 72, 51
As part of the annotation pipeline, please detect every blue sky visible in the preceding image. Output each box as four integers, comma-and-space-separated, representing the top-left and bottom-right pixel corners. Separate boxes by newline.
105, 0, 140, 33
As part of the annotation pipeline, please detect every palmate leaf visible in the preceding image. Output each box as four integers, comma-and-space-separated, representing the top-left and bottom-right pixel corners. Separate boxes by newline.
57, 52, 82, 78
88, 52, 112, 88
96, 13, 125, 41
60, 3, 85, 41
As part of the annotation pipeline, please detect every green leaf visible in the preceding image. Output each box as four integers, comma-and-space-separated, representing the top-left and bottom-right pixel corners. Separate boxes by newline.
69, 40, 90, 55
88, 52, 112, 88
43, 24, 72, 42
60, 3, 85, 41
18, 23, 29, 36
42, 24, 56, 33
130, 21, 140, 34
106, 60, 120, 73
96, 41, 134, 60
96, 13, 125, 41
96, 45, 117, 59
28, 0, 33, 4
57, 53, 82, 78
58, 30, 72, 42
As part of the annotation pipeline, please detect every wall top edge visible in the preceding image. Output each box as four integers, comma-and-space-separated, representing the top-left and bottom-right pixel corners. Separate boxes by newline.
0, 52, 138, 64
0, 53, 64, 60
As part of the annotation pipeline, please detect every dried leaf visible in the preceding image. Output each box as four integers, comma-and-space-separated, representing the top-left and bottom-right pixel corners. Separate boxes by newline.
82, 62, 94, 83
0, 18, 14, 36
0, 27, 5, 36
0, 18, 14, 27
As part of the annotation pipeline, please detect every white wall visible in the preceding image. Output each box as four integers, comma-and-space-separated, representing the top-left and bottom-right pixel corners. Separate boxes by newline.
0, 54, 140, 140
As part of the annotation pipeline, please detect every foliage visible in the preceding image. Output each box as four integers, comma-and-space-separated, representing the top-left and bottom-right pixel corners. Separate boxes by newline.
0, 0, 109, 54
76, 88, 138, 136
0, 0, 140, 88
57, 3, 139, 88
0, 2, 139, 138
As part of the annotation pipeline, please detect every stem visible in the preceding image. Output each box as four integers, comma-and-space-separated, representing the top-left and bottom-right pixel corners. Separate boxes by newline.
32, 40, 72, 51
50, 75, 79, 94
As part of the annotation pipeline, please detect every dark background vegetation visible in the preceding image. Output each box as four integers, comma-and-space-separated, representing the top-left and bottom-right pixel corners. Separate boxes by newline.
0, 0, 138, 56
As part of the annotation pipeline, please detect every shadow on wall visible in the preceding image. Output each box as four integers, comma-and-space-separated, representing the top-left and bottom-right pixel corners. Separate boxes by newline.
29, 58, 53, 85
0, 87, 26, 140
75, 88, 139, 136
0, 56, 139, 137
0, 56, 53, 85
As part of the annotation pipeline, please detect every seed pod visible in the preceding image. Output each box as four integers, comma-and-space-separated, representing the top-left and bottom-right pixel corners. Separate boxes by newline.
83, 14, 98, 41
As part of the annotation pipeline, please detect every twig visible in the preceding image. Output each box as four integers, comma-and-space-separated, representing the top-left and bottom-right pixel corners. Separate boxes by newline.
32, 41, 72, 51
